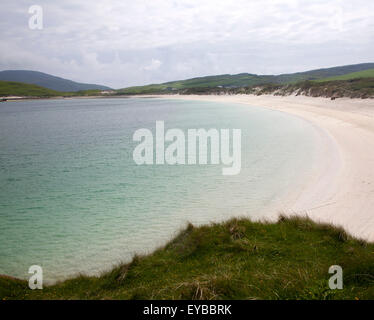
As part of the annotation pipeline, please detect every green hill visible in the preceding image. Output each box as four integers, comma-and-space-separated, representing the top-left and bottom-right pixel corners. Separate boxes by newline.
0, 70, 111, 92
0, 81, 104, 98
116, 74, 269, 94
315, 69, 374, 82
242, 78, 374, 99
1, 216, 373, 300
0, 81, 64, 97
117, 63, 374, 94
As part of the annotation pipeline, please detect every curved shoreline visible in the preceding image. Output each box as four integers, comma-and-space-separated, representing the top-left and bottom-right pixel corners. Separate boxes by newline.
1, 95, 373, 284
143, 94, 374, 241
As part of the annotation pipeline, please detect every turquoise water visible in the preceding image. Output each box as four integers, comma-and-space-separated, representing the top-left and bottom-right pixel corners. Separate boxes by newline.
0, 98, 317, 282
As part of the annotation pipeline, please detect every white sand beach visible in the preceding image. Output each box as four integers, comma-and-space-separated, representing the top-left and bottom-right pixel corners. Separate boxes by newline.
145, 94, 374, 241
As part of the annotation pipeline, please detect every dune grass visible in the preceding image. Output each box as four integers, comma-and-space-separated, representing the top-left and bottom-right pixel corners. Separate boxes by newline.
1, 216, 373, 300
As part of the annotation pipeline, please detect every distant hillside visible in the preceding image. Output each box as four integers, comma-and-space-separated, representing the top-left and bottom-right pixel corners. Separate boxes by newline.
315, 69, 374, 82
0, 81, 105, 98
171, 78, 374, 99
117, 63, 374, 94
0, 70, 111, 92
0, 81, 63, 97
253, 78, 374, 99
272, 63, 374, 83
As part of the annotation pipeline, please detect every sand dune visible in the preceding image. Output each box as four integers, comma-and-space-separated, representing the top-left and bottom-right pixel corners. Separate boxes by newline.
145, 94, 374, 241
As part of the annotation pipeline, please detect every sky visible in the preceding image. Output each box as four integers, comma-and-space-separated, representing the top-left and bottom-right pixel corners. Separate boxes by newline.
0, 0, 373, 89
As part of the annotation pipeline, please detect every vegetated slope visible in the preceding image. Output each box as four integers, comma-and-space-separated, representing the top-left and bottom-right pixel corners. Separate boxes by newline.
160, 78, 374, 99
0, 81, 104, 98
251, 78, 374, 99
315, 69, 374, 82
116, 73, 269, 94
0, 81, 64, 97
117, 63, 374, 94
1, 216, 373, 300
0, 70, 111, 92
272, 63, 374, 83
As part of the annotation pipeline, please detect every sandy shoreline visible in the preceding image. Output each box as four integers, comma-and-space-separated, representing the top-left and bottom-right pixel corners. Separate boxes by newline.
140, 94, 374, 241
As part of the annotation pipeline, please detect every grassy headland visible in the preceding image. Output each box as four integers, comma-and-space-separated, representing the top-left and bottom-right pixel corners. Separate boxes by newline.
0, 81, 65, 97
1, 216, 373, 300
0, 81, 103, 98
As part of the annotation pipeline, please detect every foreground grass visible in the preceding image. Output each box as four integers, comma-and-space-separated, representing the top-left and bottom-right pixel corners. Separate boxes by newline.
1, 216, 373, 300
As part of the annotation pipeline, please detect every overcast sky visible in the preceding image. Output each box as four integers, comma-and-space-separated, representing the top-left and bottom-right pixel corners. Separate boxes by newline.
0, 0, 373, 88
